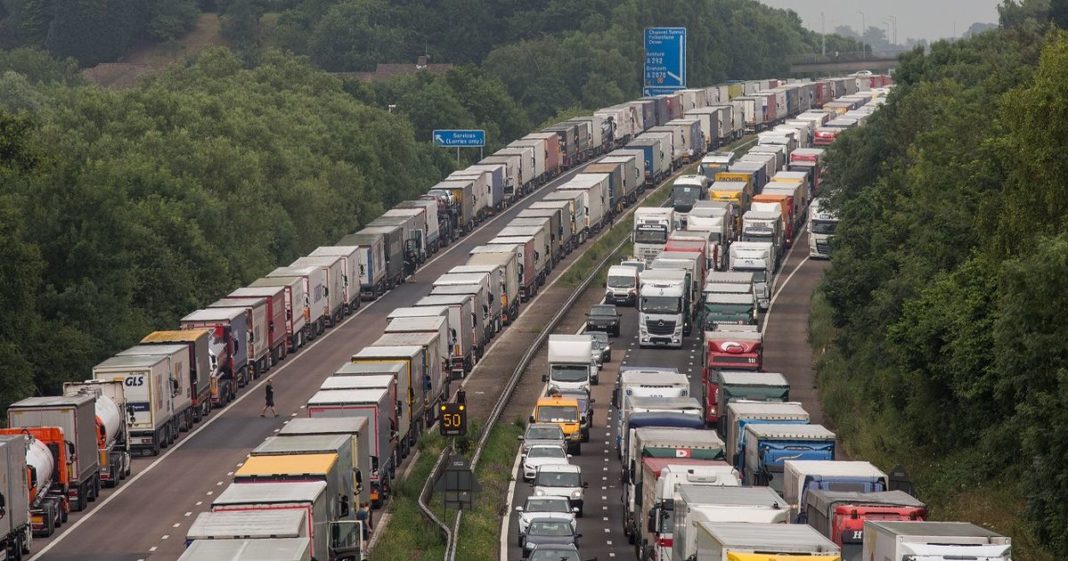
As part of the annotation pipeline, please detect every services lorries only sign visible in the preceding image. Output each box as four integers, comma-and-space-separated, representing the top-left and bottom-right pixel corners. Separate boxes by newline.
644, 27, 687, 96
433, 129, 486, 148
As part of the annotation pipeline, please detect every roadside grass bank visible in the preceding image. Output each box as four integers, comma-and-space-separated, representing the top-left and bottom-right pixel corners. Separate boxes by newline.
371, 434, 448, 561
808, 290, 1052, 561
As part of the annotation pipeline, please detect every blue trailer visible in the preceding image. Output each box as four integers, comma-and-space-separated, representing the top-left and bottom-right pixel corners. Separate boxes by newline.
742, 423, 835, 493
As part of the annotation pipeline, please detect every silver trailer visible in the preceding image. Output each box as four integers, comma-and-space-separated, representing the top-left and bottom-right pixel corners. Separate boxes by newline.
416, 294, 479, 375
279, 417, 375, 509
308, 246, 363, 314
179, 538, 313, 561
864, 521, 1010, 561
290, 256, 347, 326
8, 395, 100, 510
335, 231, 388, 299
186, 510, 307, 543
0, 436, 32, 558
695, 522, 839, 561
210, 481, 336, 561
208, 299, 271, 377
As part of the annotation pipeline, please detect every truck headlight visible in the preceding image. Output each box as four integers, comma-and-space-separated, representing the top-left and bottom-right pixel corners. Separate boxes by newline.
534, 489, 546, 496
571, 490, 582, 498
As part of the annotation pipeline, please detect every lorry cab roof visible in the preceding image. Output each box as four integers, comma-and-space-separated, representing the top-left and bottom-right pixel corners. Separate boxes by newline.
213, 481, 327, 505
626, 396, 701, 410
704, 284, 752, 294
806, 490, 925, 513
705, 293, 756, 305
783, 459, 886, 479
676, 485, 785, 508
705, 330, 763, 343
634, 427, 725, 448
717, 371, 788, 385
417, 294, 473, 306
694, 521, 839, 552
619, 370, 687, 385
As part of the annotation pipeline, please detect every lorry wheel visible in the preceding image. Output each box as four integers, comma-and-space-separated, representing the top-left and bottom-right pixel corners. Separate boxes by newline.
43, 503, 56, 536
61, 503, 68, 523
93, 475, 101, 498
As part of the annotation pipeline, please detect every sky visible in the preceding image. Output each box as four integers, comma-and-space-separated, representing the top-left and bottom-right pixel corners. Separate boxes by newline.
756, 0, 1002, 42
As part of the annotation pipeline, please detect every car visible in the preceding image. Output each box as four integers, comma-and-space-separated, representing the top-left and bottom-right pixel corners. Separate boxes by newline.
590, 331, 611, 364
527, 544, 582, 561
521, 516, 582, 556
515, 496, 578, 547
531, 464, 587, 516
518, 423, 567, 455
553, 388, 593, 441
522, 443, 571, 481
586, 304, 621, 336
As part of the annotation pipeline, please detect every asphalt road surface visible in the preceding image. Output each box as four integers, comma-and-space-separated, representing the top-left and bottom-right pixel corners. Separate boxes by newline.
29, 163, 604, 561
504, 229, 829, 561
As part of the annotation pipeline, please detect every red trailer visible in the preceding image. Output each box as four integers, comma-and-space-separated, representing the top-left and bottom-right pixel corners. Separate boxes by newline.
229, 285, 289, 364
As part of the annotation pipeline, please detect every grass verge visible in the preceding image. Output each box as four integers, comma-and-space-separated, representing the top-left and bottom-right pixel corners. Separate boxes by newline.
808, 289, 1052, 561
370, 434, 448, 561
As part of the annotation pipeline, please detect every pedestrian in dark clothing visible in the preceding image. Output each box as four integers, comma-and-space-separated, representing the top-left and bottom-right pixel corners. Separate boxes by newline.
261, 380, 277, 417
357, 502, 373, 543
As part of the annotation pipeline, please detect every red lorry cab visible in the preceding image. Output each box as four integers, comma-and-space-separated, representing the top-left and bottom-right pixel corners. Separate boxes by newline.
701, 330, 763, 426
805, 490, 927, 560
812, 128, 841, 147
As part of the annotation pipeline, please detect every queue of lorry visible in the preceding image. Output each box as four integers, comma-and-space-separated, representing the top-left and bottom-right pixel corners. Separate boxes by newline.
582, 77, 1013, 561
0, 73, 909, 561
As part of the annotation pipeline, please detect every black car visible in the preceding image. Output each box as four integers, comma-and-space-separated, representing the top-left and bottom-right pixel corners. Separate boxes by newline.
521, 518, 582, 557
586, 304, 621, 336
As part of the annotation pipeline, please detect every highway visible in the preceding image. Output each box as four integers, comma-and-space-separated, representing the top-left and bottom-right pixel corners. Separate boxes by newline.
29, 163, 607, 561
503, 229, 829, 561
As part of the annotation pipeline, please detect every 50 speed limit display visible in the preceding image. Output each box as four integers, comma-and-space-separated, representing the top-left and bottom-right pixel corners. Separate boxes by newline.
439, 402, 467, 436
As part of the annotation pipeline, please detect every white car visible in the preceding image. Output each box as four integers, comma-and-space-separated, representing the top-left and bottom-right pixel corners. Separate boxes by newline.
531, 464, 587, 516
522, 443, 571, 481
514, 496, 577, 547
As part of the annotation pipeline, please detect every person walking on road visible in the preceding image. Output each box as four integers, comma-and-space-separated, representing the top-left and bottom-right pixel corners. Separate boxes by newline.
261, 380, 277, 417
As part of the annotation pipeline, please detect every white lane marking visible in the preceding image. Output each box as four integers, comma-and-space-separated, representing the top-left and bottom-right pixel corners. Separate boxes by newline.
216, 481, 223, 486
161, 535, 169, 540
195, 501, 202, 506
172, 523, 180, 528
607, 540, 613, 545
762, 253, 811, 336
226, 472, 233, 476
205, 491, 213, 496
184, 512, 192, 517
604, 528, 611, 533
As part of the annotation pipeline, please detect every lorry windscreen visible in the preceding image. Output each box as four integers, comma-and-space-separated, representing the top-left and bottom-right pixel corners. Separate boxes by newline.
642, 296, 681, 314
550, 365, 589, 383
634, 227, 668, 244
811, 219, 838, 234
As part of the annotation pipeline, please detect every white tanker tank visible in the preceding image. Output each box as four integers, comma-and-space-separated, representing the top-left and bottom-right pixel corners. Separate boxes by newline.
26, 436, 56, 500
62, 380, 131, 487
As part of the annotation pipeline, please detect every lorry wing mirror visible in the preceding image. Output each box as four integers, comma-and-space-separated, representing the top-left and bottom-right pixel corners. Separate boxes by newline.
541, 375, 548, 382
647, 508, 658, 533
582, 482, 589, 488
529, 415, 535, 423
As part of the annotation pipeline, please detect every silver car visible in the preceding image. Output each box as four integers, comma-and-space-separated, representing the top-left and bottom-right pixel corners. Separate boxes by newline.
522, 444, 571, 481
518, 423, 567, 455
514, 496, 577, 547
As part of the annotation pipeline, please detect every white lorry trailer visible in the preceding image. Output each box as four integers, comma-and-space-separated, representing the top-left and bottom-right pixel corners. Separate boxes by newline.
863, 521, 1011, 561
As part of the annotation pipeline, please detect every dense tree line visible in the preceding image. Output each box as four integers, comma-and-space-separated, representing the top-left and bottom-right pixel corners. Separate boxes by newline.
219, 0, 862, 125
0, 0, 202, 66
815, 18, 1068, 555
0, 48, 443, 410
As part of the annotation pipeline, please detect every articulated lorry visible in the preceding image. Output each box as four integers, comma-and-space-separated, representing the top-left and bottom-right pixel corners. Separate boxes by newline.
278, 417, 374, 509
0, 428, 70, 537
639, 269, 687, 348
713, 371, 789, 435
724, 401, 808, 471
729, 242, 774, 310
306, 388, 397, 503
636, 461, 741, 561
671, 486, 789, 561
180, 307, 251, 403
807, 491, 926, 561
140, 329, 214, 421
61, 380, 131, 489
809, 198, 838, 259
8, 395, 100, 512
633, 208, 676, 264
252, 434, 367, 512
185, 509, 307, 546
247, 275, 309, 353
743, 424, 836, 493
784, 461, 888, 523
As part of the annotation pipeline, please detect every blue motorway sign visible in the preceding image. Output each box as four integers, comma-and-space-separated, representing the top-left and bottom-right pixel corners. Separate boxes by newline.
644, 27, 686, 96
433, 129, 486, 148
